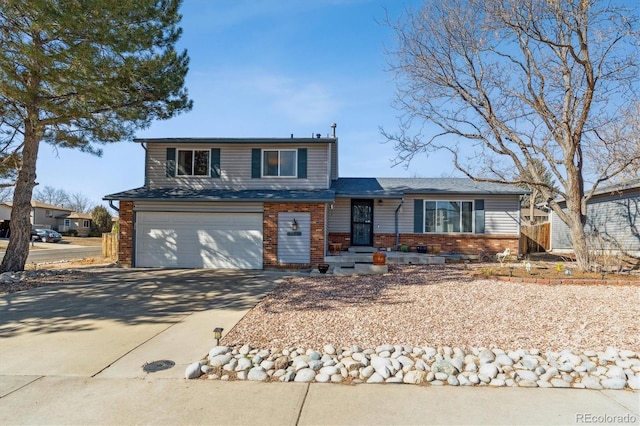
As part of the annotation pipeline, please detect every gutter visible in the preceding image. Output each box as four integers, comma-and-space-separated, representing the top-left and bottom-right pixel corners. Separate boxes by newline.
395, 198, 404, 251
108, 200, 119, 212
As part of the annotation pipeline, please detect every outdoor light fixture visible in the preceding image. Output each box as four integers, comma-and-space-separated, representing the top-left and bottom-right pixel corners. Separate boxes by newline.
291, 218, 298, 231
213, 327, 223, 340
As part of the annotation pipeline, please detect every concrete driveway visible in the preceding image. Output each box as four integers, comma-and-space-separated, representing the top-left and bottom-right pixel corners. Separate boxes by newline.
0, 268, 286, 382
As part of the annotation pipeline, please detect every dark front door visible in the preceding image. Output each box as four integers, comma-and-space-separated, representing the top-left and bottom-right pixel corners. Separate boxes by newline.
351, 199, 373, 246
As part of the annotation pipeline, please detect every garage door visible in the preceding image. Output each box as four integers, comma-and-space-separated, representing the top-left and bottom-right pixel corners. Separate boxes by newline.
135, 212, 263, 269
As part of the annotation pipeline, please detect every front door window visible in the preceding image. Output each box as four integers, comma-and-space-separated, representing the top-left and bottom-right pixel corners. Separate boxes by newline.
351, 199, 373, 246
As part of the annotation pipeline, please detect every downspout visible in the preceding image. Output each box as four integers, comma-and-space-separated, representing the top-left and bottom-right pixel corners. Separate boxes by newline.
395, 198, 404, 251
108, 200, 119, 212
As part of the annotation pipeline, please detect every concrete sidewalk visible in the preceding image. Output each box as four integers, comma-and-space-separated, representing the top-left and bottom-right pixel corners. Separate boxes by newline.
1, 268, 638, 425
1, 376, 638, 425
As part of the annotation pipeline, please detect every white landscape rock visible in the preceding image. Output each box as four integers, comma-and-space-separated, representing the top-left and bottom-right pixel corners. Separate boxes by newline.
185, 362, 202, 380
189, 345, 635, 389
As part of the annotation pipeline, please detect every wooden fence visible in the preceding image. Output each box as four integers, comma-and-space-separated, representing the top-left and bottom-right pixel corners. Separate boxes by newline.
520, 222, 550, 255
102, 232, 118, 259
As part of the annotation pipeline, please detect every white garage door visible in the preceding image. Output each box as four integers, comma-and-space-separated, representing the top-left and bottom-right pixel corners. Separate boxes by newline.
135, 212, 263, 269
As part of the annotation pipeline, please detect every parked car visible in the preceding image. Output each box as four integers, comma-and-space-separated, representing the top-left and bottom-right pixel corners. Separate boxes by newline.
31, 229, 62, 243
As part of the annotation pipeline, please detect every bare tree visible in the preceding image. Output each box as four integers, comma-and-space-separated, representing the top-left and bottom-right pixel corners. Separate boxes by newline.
384, 0, 640, 270
67, 192, 94, 214
33, 185, 69, 207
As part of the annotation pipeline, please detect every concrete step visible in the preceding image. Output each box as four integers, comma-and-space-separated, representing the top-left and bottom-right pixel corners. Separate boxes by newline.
347, 246, 377, 253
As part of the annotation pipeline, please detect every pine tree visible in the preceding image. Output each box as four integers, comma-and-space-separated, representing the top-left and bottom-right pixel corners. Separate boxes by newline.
1, 0, 193, 272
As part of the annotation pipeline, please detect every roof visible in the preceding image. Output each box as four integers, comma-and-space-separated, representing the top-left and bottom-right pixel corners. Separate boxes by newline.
591, 178, 640, 196
56, 212, 92, 220
103, 187, 336, 203
133, 137, 337, 145
2, 201, 73, 211
331, 178, 528, 198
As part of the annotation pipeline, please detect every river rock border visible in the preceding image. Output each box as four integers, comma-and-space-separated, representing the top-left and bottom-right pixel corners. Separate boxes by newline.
472, 274, 639, 286
186, 345, 640, 390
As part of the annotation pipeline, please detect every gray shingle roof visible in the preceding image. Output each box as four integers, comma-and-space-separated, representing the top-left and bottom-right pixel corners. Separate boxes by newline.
133, 137, 336, 145
103, 187, 336, 202
332, 178, 528, 197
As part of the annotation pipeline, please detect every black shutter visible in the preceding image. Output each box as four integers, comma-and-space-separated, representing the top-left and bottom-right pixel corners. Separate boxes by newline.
414, 199, 424, 233
166, 148, 176, 177
297, 148, 307, 178
210, 148, 221, 178
251, 149, 261, 178
475, 199, 485, 234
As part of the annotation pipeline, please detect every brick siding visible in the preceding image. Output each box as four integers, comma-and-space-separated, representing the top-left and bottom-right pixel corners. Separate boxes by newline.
329, 232, 519, 255
264, 203, 326, 267
118, 201, 134, 267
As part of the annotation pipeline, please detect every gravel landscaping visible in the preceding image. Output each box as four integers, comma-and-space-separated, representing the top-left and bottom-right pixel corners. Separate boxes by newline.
187, 265, 640, 389
222, 265, 639, 352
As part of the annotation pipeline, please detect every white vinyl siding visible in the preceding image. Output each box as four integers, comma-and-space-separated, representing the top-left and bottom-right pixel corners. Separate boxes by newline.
484, 197, 521, 234
146, 143, 330, 189
135, 211, 263, 269
327, 195, 521, 235
550, 188, 640, 254
277, 212, 310, 263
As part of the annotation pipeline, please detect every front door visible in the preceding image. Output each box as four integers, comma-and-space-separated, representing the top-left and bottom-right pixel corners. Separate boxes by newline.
351, 199, 373, 246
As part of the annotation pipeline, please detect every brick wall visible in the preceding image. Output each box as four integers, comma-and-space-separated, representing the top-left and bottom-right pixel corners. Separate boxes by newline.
118, 201, 134, 267
328, 232, 519, 255
264, 203, 326, 267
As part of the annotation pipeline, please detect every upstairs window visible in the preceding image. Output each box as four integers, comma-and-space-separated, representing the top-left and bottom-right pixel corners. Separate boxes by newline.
424, 201, 473, 233
263, 149, 296, 177
177, 149, 209, 176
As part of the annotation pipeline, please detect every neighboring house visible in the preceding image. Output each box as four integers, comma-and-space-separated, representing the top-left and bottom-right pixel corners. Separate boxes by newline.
550, 179, 640, 256
56, 212, 93, 237
0, 201, 73, 237
104, 130, 527, 269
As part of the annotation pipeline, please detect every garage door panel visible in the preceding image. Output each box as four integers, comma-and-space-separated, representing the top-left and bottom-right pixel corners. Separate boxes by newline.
136, 212, 263, 269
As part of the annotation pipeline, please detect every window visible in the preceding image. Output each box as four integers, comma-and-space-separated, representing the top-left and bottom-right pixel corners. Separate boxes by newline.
262, 149, 296, 177
45, 209, 53, 218
424, 201, 473, 233
83, 220, 90, 228
64, 219, 70, 227
177, 149, 209, 176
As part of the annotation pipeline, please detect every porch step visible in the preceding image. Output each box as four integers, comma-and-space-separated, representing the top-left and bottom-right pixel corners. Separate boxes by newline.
347, 246, 377, 253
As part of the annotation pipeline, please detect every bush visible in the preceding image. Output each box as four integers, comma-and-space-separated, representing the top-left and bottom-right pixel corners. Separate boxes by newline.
88, 229, 102, 237
60, 230, 78, 236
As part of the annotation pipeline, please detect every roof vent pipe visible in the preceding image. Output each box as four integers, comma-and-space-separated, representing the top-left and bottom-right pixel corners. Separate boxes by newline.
330, 123, 337, 138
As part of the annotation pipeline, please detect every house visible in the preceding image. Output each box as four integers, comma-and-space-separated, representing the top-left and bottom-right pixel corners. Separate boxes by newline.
104, 127, 527, 269
0, 201, 73, 238
56, 212, 93, 237
550, 179, 640, 256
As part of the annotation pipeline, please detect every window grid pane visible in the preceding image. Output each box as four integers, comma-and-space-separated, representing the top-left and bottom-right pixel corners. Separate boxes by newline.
461, 202, 473, 232
279, 151, 296, 176
193, 150, 209, 175
424, 201, 436, 233
177, 150, 193, 175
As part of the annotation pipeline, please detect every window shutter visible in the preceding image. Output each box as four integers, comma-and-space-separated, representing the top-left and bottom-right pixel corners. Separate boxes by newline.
251, 149, 261, 178
166, 148, 176, 177
210, 148, 221, 178
475, 199, 485, 234
414, 199, 424, 233
297, 148, 307, 178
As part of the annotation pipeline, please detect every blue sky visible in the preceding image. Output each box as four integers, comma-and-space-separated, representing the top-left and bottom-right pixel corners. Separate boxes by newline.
35, 0, 457, 210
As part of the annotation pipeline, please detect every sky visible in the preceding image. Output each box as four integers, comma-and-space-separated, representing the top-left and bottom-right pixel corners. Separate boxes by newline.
34, 0, 458, 211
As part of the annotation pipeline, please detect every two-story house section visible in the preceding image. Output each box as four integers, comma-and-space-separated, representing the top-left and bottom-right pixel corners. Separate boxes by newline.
104, 133, 338, 269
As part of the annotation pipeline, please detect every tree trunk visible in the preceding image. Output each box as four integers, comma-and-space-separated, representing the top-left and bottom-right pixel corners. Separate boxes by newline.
0, 116, 41, 273
569, 218, 590, 271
